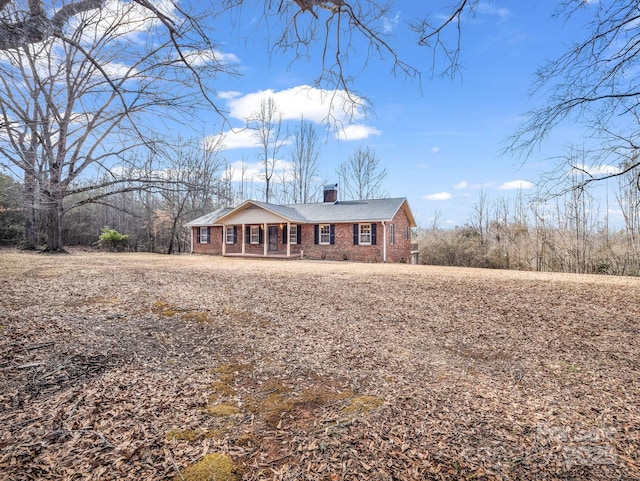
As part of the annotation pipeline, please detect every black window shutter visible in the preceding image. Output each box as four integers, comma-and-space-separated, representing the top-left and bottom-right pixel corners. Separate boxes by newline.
297, 225, 302, 244
283, 225, 287, 244
245, 225, 250, 240
207, 227, 211, 242
233, 226, 238, 244
353, 224, 359, 245
259, 226, 263, 244
330, 224, 335, 245
196, 228, 201, 244
314, 224, 319, 244
371, 224, 377, 245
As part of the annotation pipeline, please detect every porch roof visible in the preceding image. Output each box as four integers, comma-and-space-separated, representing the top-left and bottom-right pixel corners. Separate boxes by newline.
184, 207, 233, 227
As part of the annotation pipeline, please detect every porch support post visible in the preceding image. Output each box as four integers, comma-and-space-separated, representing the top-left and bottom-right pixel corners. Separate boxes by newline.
263, 222, 268, 256
286, 221, 291, 257
222, 224, 226, 256
381, 221, 387, 263
241, 223, 245, 255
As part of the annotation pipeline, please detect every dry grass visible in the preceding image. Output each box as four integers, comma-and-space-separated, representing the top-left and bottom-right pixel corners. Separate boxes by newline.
0, 249, 639, 480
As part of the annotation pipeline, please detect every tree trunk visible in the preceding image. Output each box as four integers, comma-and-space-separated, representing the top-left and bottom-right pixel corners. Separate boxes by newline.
44, 192, 66, 252
22, 167, 38, 250
167, 216, 180, 254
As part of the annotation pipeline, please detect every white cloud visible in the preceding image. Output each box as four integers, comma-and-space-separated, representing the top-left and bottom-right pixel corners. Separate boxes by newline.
335, 124, 381, 141
423, 192, 452, 201
224, 85, 367, 124
382, 13, 401, 33
572, 163, 620, 176
183, 49, 239, 67
498, 180, 535, 190
431, 147, 440, 154
207, 128, 259, 151
72, 0, 177, 41
222, 158, 293, 182
477, 3, 510, 20
219, 91, 242, 100
207, 85, 380, 148
452, 180, 486, 190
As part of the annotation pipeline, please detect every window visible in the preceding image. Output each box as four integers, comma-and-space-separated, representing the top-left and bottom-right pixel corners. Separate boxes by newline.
250, 225, 260, 244
199, 226, 209, 244
319, 224, 331, 245
289, 224, 297, 244
225, 226, 235, 244
359, 223, 372, 245
389, 223, 395, 245
405, 225, 410, 241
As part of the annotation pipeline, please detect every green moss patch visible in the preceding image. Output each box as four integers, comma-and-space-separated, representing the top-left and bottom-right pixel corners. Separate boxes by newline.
206, 403, 242, 417
342, 395, 384, 414
248, 384, 354, 428
182, 311, 211, 323
152, 300, 179, 317
208, 380, 237, 398
176, 453, 238, 481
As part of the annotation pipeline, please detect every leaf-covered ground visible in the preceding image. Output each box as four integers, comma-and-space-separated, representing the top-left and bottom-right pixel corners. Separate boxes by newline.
0, 250, 638, 480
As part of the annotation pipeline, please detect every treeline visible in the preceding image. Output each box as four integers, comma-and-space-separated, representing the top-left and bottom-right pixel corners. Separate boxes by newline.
417, 182, 640, 276
0, 171, 230, 254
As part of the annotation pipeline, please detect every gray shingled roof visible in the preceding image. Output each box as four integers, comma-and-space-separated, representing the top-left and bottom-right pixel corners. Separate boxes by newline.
184, 207, 233, 227
249, 201, 308, 222
188, 198, 415, 226
285, 198, 409, 223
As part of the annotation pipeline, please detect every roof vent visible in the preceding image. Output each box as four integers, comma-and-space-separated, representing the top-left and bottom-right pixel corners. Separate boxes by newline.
323, 183, 338, 203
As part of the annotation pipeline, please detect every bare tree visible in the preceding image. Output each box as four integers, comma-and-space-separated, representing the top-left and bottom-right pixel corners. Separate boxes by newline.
565, 166, 598, 274
616, 156, 640, 270
0, 2, 485, 112
247, 98, 286, 203
0, 0, 175, 50
157, 137, 224, 254
470, 188, 488, 246
288, 117, 322, 204
0, 1, 226, 251
429, 209, 443, 231
336, 146, 387, 200
508, 2, 640, 185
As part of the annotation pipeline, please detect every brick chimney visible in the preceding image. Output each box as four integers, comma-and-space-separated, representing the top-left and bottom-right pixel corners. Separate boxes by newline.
323, 183, 338, 203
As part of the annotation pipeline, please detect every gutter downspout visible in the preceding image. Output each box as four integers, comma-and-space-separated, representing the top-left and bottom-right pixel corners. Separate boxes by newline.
381, 221, 387, 263
190, 227, 193, 253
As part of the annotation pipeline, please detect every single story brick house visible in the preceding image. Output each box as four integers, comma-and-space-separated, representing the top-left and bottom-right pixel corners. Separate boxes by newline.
185, 185, 417, 263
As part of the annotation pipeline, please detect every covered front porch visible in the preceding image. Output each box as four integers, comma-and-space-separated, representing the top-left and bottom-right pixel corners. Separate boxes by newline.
220, 221, 302, 258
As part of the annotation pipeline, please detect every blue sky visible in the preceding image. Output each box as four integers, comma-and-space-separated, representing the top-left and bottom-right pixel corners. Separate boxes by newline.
189, 1, 616, 228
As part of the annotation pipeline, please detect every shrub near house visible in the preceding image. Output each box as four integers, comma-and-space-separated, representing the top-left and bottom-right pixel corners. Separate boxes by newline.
96, 227, 129, 252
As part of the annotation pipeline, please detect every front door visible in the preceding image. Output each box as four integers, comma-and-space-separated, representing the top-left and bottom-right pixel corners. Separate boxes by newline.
268, 226, 278, 252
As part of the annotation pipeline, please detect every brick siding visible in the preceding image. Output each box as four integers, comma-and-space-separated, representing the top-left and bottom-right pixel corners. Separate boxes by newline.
191, 207, 412, 263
